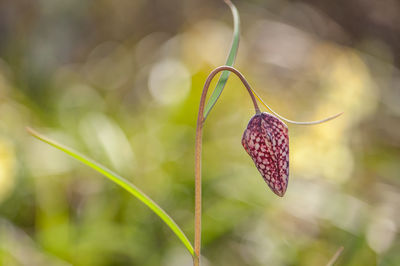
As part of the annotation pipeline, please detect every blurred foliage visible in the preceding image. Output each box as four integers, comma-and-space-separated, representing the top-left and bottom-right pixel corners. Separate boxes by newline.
0, 0, 399, 265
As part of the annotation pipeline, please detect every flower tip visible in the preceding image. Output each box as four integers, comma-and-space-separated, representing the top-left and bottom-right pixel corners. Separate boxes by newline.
273, 188, 286, 197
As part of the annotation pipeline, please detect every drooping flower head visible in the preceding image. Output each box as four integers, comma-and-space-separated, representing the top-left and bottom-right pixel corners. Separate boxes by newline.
242, 112, 289, 196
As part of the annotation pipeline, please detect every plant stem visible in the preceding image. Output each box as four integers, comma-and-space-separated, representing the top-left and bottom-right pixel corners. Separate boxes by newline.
194, 66, 259, 265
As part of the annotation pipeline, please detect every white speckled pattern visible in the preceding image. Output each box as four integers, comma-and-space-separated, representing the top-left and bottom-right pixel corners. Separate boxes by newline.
242, 112, 289, 196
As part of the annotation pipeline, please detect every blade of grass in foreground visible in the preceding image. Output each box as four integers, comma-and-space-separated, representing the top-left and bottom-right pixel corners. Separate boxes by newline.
203, 0, 240, 120
326, 246, 344, 266
26, 127, 195, 257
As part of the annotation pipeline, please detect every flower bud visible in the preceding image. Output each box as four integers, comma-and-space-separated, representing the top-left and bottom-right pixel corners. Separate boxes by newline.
242, 112, 289, 196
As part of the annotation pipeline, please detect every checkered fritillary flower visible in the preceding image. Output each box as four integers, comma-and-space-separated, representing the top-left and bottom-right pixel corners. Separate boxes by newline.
242, 112, 289, 197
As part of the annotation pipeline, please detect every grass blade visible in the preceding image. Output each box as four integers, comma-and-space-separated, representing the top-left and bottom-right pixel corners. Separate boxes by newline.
203, 0, 240, 120
326, 246, 344, 266
26, 127, 195, 257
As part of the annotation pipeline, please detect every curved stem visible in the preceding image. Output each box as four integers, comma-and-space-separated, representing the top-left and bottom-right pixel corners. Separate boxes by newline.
203, 67, 343, 126
194, 66, 259, 266
194, 66, 342, 265
202, 66, 261, 118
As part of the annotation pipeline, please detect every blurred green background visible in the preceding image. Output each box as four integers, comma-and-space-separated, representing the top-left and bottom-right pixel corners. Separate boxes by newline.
0, 0, 399, 265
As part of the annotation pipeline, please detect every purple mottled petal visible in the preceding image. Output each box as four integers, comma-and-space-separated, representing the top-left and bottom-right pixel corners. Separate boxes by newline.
242, 112, 289, 196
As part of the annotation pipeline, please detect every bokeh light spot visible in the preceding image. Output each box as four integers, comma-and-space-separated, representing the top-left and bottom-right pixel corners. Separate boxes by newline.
148, 59, 191, 105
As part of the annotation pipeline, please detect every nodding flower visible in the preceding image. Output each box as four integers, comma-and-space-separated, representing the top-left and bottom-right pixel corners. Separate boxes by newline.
242, 112, 289, 197
197, 65, 342, 198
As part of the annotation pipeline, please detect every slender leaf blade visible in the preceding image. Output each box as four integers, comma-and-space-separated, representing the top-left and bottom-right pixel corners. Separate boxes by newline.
26, 127, 195, 257
326, 246, 344, 266
203, 0, 240, 120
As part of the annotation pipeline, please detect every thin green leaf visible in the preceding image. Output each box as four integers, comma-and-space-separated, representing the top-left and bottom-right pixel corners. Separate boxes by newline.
203, 0, 240, 120
26, 127, 195, 257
